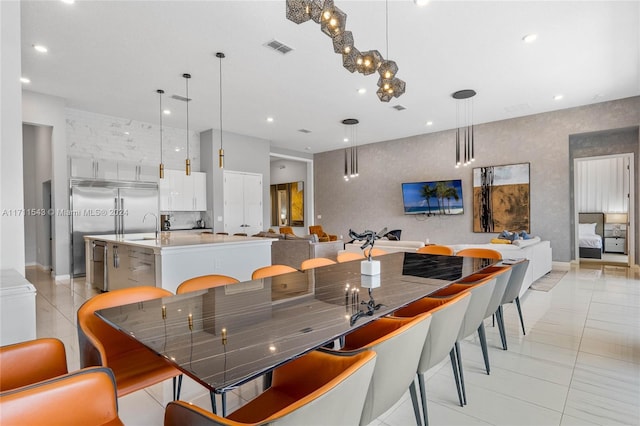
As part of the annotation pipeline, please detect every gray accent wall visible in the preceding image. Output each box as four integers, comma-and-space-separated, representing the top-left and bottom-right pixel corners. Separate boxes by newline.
313, 97, 640, 262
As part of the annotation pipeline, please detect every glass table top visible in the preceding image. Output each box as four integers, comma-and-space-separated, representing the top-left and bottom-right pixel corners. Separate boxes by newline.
96, 252, 495, 392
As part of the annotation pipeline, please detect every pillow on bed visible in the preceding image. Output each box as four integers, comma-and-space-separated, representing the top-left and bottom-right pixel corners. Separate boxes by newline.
578, 223, 597, 236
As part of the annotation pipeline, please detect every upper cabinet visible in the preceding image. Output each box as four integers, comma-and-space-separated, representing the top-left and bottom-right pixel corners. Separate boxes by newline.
159, 169, 207, 212
69, 157, 158, 183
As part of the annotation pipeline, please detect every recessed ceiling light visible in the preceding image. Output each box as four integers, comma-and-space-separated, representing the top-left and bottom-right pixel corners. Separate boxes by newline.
61, 0, 75, 4
174, 147, 181, 152
163, 110, 171, 115
426, 121, 433, 126
357, 88, 367, 95
123, 131, 130, 135
413, 0, 429, 6
33, 44, 48, 53
553, 94, 564, 101
343, 137, 349, 142
305, 147, 311, 151
266, 117, 274, 123
522, 34, 538, 43
20, 77, 31, 84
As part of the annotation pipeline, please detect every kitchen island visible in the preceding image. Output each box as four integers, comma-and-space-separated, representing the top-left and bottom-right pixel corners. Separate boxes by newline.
84, 233, 275, 293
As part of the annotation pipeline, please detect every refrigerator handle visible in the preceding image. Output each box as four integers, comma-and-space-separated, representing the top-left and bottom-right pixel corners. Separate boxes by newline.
120, 198, 125, 236
114, 198, 119, 235
103, 245, 109, 292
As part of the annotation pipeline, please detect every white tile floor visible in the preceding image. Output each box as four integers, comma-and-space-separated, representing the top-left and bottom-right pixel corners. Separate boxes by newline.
27, 264, 640, 426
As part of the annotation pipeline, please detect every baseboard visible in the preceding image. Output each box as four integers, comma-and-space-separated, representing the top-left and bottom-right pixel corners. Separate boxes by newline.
54, 274, 70, 281
25, 261, 37, 267
552, 261, 571, 271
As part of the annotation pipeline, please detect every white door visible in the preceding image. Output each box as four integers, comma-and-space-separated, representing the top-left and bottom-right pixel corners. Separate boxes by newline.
243, 174, 263, 236
223, 171, 263, 235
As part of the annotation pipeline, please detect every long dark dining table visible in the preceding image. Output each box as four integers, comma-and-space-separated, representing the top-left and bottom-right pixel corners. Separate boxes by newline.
96, 252, 495, 396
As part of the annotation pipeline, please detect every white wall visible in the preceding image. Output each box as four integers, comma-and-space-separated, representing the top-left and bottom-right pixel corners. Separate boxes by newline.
22, 125, 37, 265
0, 1, 26, 273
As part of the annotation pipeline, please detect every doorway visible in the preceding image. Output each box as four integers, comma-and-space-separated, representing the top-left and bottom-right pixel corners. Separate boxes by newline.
22, 124, 53, 271
574, 154, 634, 267
569, 127, 638, 268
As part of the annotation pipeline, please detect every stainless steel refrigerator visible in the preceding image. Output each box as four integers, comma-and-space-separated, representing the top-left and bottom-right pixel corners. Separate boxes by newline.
70, 179, 158, 277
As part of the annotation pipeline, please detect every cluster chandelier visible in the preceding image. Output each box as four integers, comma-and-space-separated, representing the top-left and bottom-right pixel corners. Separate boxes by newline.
453, 89, 476, 168
286, 0, 405, 102
342, 118, 359, 181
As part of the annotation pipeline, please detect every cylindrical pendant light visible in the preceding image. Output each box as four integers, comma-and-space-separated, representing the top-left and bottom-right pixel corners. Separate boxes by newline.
157, 89, 165, 179
452, 89, 476, 168
183, 73, 191, 176
216, 52, 225, 169
342, 118, 359, 179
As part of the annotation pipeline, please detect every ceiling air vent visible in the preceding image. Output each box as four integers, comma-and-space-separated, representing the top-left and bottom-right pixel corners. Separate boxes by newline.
171, 94, 191, 102
298, 129, 312, 134
392, 104, 407, 111
264, 39, 294, 55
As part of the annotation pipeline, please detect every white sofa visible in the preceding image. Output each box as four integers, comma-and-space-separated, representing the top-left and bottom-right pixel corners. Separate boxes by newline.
448, 239, 552, 296
343, 239, 425, 254
344, 237, 552, 297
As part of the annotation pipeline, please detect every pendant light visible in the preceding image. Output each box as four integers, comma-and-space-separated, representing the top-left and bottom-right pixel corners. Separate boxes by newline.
216, 52, 226, 169
342, 118, 359, 180
183, 73, 191, 175
453, 89, 476, 167
157, 89, 165, 179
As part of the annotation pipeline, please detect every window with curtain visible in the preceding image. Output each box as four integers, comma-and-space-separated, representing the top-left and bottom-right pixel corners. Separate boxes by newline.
577, 156, 629, 213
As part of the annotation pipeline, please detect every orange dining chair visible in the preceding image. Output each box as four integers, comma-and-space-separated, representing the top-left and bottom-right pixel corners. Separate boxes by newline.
417, 245, 454, 255
279, 226, 295, 236
251, 264, 298, 279
321, 314, 432, 425
309, 225, 337, 242
393, 292, 471, 426
300, 257, 337, 270
337, 252, 365, 263
456, 247, 502, 260
363, 247, 388, 258
0, 338, 68, 392
0, 367, 124, 426
77, 286, 183, 399
164, 350, 377, 426
176, 274, 240, 294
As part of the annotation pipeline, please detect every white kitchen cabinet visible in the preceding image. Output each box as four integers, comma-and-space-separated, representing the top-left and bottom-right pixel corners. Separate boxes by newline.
223, 171, 262, 235
71, 157, 156, 182
159, 169, 206, 211
70, 158, 118, 180
192, 172, 207, 211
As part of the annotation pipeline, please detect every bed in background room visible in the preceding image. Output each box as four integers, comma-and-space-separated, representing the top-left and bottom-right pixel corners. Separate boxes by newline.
579, 212, 604, 259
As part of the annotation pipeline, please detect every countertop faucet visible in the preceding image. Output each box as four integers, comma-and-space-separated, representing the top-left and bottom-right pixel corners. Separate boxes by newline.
143, 212, 159, 239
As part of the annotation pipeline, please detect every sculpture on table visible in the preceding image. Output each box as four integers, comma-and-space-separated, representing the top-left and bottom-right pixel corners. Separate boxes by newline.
348, 227, 387, 261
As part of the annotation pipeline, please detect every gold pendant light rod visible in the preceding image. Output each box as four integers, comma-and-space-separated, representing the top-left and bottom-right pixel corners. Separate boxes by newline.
216, 52, 225, 169
157, 89, 165, 179
183, 73, 191, 176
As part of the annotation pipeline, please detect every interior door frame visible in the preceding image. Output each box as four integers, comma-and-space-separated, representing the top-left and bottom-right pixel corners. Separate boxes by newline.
573, 153, 635, 266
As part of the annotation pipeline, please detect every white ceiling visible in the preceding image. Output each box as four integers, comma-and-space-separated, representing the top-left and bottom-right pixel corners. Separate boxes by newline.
20, 1, 639, 155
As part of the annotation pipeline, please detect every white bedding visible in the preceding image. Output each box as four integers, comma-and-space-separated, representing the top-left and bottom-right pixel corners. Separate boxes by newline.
579, 234, 602, 249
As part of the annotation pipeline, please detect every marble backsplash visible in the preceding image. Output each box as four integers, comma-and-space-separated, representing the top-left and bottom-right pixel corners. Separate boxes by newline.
66, 108, 201, 171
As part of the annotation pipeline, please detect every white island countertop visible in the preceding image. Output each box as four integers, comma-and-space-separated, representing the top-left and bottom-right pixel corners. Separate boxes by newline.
84, 232, 275, 252
84, 233, 276, 292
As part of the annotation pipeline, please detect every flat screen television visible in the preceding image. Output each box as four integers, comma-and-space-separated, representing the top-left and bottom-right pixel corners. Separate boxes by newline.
401, 179, 464, 215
